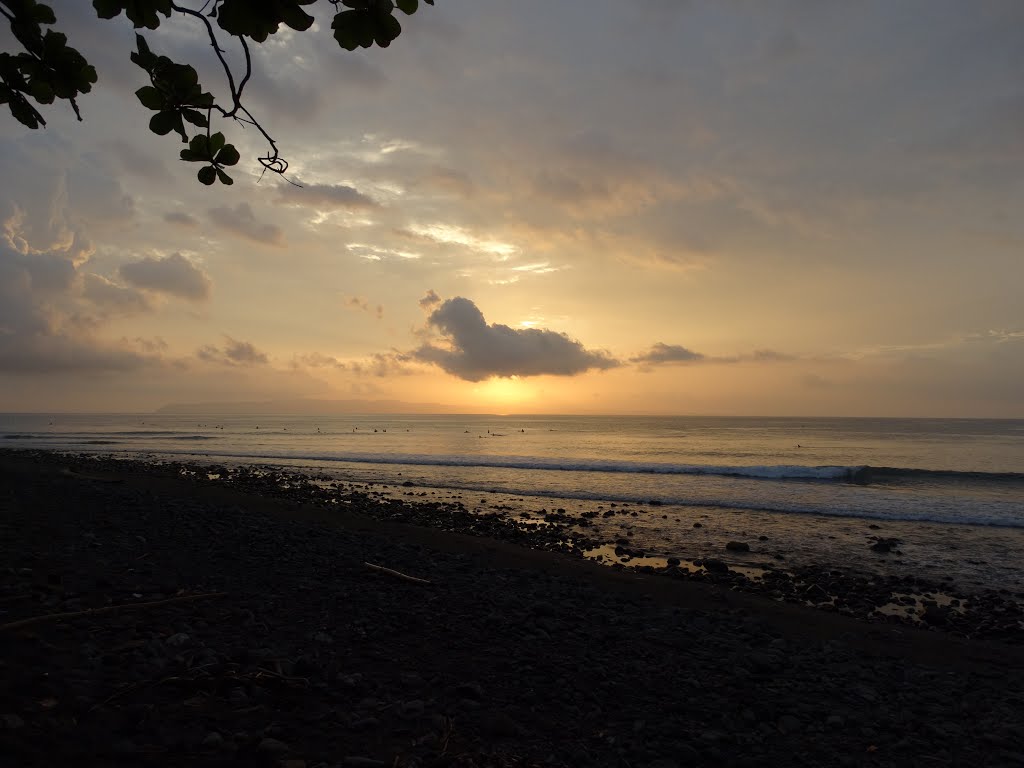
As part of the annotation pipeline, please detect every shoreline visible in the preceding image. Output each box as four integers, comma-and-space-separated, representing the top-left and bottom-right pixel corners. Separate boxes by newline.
3, 448, 1024, 766
14, 448, 1023, 642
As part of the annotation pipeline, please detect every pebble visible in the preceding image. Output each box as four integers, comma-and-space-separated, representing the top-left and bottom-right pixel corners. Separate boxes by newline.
202, 731, 224, 748
258, 737, 290, 755
455, 681, 484, 700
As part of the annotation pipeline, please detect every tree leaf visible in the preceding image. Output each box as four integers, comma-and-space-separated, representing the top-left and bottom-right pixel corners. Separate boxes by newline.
135, 85, 163, 110
30, 80, 55, 104
181, 108, 208, 127
8, 94, 44, 128
216, 168, 234, 185
32, 4, 57, 25
279, 4, 315, 33
149, 109, 177, 135
396, 0, 418, 14
209, 131, 226, 155
188, 134, 210, 155
93, 0, 123, 20
215, 144, 240, 166
197, 165, 217, 185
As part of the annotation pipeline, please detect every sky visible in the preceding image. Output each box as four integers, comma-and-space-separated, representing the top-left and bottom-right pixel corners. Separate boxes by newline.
1, 0, 1023, 417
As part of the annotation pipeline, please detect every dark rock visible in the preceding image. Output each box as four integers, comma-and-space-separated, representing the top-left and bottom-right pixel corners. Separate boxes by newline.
870, 538, 900, 553
923, 605, 952, 626
725, 541, 750, 552
455, 681, 484, 700
703, 558, 730, 573
481, 711, 524, 738
778, 714, 802, 734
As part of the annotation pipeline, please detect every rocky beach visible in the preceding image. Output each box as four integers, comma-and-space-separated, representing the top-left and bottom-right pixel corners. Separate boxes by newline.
2, 448, 1024, 767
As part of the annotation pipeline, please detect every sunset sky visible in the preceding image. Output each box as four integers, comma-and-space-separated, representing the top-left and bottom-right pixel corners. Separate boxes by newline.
1, 1, 1023, 416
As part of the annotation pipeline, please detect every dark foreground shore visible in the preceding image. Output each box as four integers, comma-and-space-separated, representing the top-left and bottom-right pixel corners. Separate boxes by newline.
2, 451, 1024, 767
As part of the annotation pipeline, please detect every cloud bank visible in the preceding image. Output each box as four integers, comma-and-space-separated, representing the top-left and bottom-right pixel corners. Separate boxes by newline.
197, 337, 269, 366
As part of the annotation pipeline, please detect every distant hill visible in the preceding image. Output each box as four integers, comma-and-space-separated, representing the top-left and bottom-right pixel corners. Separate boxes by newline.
154, 398, 463, 415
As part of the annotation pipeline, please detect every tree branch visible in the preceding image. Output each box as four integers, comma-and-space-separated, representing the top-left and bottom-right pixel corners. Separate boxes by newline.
170, 2, 239, 116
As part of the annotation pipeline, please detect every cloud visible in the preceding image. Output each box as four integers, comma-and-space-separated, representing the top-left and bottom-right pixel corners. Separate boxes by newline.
105, 140, 170, 182
197, 336, 269, 366
292, 350, 416, 378
164, 211, 199, 227
208, 203, 284, 246
750, 349, 795, 362
0, 145, 152, 375
119, 252, 211, 301
344, 295, 383, 319
419, 289, 441, 309
419, 167, 476, 198
0, 331, 151, 375
631, 343, 705, 365
279, 182, 379, 210
81, 273, 151, 315
632, 343, 797, 368
413, 296, 619, 381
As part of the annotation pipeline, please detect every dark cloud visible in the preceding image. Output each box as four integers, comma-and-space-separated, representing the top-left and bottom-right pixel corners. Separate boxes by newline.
413, 296, 618, 381
0, 331, 150, 375
0, 135, 157, 376
119, 252, 211, 301
164, 211, 199, 227
279, 182, 378, 210
208, 203, 284, 246
197, 337, 269, 366
631, 343, 705, 365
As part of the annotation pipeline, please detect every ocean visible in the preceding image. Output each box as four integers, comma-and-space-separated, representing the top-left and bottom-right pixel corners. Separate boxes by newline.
3, 413, 1023, 593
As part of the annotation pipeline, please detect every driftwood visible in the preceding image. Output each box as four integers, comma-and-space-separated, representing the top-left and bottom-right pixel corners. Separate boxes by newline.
59, 467, 123, 483
0, 592, 227, 631
364, 562, 432, 585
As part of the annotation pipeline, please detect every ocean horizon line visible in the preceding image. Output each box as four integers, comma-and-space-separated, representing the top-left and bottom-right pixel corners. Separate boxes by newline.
2, 410, 1024, 422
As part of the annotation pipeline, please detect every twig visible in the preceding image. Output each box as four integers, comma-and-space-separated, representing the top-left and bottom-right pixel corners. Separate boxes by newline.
364, 562, 432, 585
254, 667, 310, 685
0, 592, 226, 631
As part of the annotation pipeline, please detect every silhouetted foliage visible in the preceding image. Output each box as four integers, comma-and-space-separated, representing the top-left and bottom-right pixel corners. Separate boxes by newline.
0, 0, 434, 184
